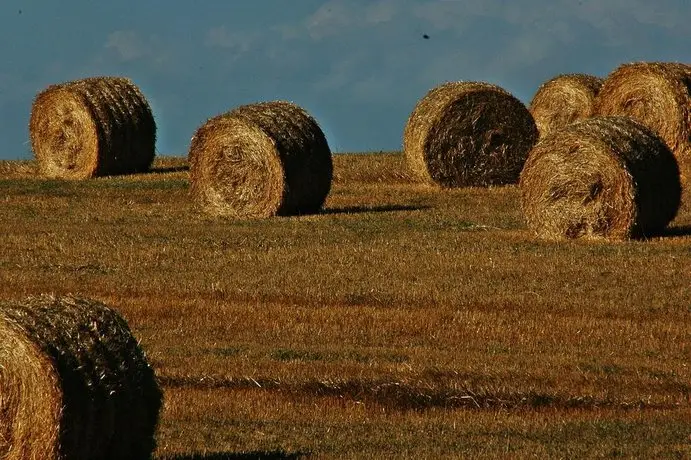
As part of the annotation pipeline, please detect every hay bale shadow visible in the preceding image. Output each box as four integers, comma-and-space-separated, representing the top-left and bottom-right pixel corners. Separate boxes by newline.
321, 204, 429, 215
158, 451, 309, 460
149, 165, 189, 174
660, 225, 691, 238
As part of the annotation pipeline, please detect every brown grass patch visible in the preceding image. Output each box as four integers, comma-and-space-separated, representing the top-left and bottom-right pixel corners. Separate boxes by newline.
404, 81, 538, 187
188, 101, 333, 217
0, 295, 162, 460
529, 73, 603, 137
29, 76, 156, 179
594, 62, 691, 182
520, 116, 681, 240
0, 153, 689, 457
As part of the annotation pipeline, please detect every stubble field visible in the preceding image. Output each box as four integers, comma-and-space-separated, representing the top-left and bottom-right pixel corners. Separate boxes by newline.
1, 153, 690, 458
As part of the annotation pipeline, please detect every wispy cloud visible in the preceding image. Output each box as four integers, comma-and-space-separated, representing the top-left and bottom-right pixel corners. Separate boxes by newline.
306, 1, 354, 40
105, 30, 151, 61
365, 0, 400, 24
205, 26, 257, 52
414, 0, 691, 38
303, 0, 410, 39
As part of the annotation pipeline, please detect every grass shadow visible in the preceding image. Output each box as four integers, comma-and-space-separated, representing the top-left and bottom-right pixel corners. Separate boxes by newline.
321, 204, 429, 215
158, 451, 308, 460
149, 165, 189, 174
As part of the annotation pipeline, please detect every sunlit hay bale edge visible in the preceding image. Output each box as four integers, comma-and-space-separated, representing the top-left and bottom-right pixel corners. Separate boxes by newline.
520, 116, 681, 241
529, 73, 603, 138
403, 81, 538, 187
30, 76, 156, 179
189, 100, 333, 218
0, 295, 162, 460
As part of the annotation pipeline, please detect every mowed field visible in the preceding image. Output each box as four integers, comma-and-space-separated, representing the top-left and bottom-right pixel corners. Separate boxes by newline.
1, 152, 690, 458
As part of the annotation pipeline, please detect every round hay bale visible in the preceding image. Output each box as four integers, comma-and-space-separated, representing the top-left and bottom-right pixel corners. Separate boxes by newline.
189, 100, 333, 217
529, 73, 603, 137
0, 296, 162, 460
403, 81, 538, 187
30, 76, 157, 179
594, 62, 691, 171
520, 116, 681, 240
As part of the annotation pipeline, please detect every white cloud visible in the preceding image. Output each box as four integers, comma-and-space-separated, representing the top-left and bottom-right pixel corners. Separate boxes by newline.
306, 1, 355, 40
413, 0, 488, 31
105, 30, 150, 61
413, 0, 691, 38
205, 26, 256, 52
487, 32, 555, 75
313, 51, 369, 92
365, 0, 400, 24
104, 29, 173, 70
303, 0, 409, 39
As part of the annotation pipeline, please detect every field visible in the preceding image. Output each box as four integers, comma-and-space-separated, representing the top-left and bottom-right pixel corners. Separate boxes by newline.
1, 152, 690, 458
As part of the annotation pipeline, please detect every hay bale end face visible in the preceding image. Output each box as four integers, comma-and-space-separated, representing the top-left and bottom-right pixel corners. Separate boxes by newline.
30, 76, 157, 179
189, 101, 333, 218
529, 73, 603, 138
520, 116, 681, 241
0, 296, 162, 460
594, 62, 691, 175
404, 81, 538, 187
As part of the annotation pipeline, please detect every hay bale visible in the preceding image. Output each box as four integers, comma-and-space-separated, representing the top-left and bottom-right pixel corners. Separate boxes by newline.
0, 296, 162, 460
520, 116, 681, 240
30, 76, 156, 179
594, 62, 691, 173
403, 81, 538, 187
529, 73, 603, 137
189, 100, 333, 217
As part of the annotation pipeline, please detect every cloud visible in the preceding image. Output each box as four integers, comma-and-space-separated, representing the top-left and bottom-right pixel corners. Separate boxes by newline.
313, 51, 369, 92
413, 0, 487, 31
305, 1, 354, 40
204, 26, 257, 53
105, 30, 151, 61
365, 0, 400, 24
414, 0, 691, 39
304, 0, 408, 39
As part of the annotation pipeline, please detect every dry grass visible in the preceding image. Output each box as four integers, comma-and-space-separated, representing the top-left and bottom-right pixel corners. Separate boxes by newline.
30, 76, 156, 179
529, 73, 602, 137
0, 153, 689, 458
0, 295, 161, 460
520, 116, 681, 240
404, 82, 538, 187
189, 101, 332, 218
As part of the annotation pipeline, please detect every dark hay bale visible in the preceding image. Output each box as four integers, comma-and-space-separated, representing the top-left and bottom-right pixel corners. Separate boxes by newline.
189, 100, 333, 217
529, 73, 603, 137
0, 296, 162, 460
30, 76, 157, 179
403, 81, 538, 187
520, 116, 681, 240
594, 62, 691, 177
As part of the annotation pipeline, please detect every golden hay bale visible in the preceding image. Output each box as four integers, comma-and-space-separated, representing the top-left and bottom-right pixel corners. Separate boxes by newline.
529, 73, 603, 137
0, 296, 162, 460
189, 100, 333, 217
30, 76, 157, 179
520, 116, 681, 240
594, 62, 691, 173
403, 81, 538, 187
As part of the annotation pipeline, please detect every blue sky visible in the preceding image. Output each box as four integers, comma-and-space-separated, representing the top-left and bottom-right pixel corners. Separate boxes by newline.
1, 1, 689, 159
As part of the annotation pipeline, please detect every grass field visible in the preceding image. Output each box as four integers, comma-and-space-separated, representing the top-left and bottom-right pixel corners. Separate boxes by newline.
1, 152, 690, 458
